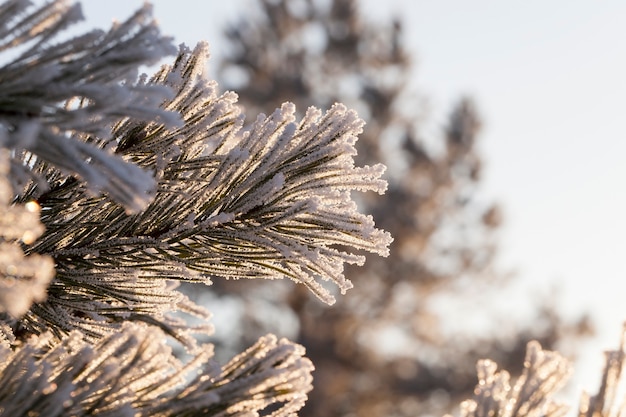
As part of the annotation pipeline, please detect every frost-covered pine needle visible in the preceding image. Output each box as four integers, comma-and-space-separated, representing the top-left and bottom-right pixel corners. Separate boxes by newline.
11, 41, 391, 342
0, 0, 179, 212
453, 327, 626, 417
0, 323, 313, 416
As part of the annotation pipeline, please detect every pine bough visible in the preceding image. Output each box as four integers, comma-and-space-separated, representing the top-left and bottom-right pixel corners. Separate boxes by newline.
0, 1, 621, 416
0, 1, 390, 415
456, 327, 626, 417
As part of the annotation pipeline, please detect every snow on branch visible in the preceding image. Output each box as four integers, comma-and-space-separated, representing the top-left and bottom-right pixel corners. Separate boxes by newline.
0, 322, 313, 416
0, 0, 179, 212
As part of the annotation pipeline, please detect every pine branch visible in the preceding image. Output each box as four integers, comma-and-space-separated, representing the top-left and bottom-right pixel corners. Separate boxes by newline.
459, 341, 571, 417
0, 1, 390, 415
454, 327, 626, 417
151, 333, 314, 416
0, 323, 313, 416
0, 0, 179, 212
14, 42, 391, 341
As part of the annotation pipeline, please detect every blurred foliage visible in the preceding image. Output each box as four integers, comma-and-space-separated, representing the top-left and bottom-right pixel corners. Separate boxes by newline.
208, 0, 594, 415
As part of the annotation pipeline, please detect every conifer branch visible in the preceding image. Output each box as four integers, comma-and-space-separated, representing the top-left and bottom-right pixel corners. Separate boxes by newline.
458, 341, 571, 417
455, 327, 626, 417
0, 323, 313, 416
15, 42, 391, 341
0, 2, 390, 414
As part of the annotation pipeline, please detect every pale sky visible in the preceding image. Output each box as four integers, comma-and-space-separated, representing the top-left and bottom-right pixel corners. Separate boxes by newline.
80, 0, 626, 398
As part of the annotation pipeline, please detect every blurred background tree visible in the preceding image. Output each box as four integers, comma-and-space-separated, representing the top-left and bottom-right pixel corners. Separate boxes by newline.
188, 0, 593, 415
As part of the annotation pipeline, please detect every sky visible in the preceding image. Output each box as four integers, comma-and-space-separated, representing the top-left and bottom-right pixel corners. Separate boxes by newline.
79, 0, 626, 399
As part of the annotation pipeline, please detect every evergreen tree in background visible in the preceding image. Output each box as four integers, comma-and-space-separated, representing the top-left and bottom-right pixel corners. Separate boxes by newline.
1, 1, 624, 417
216, 0, 592, 415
